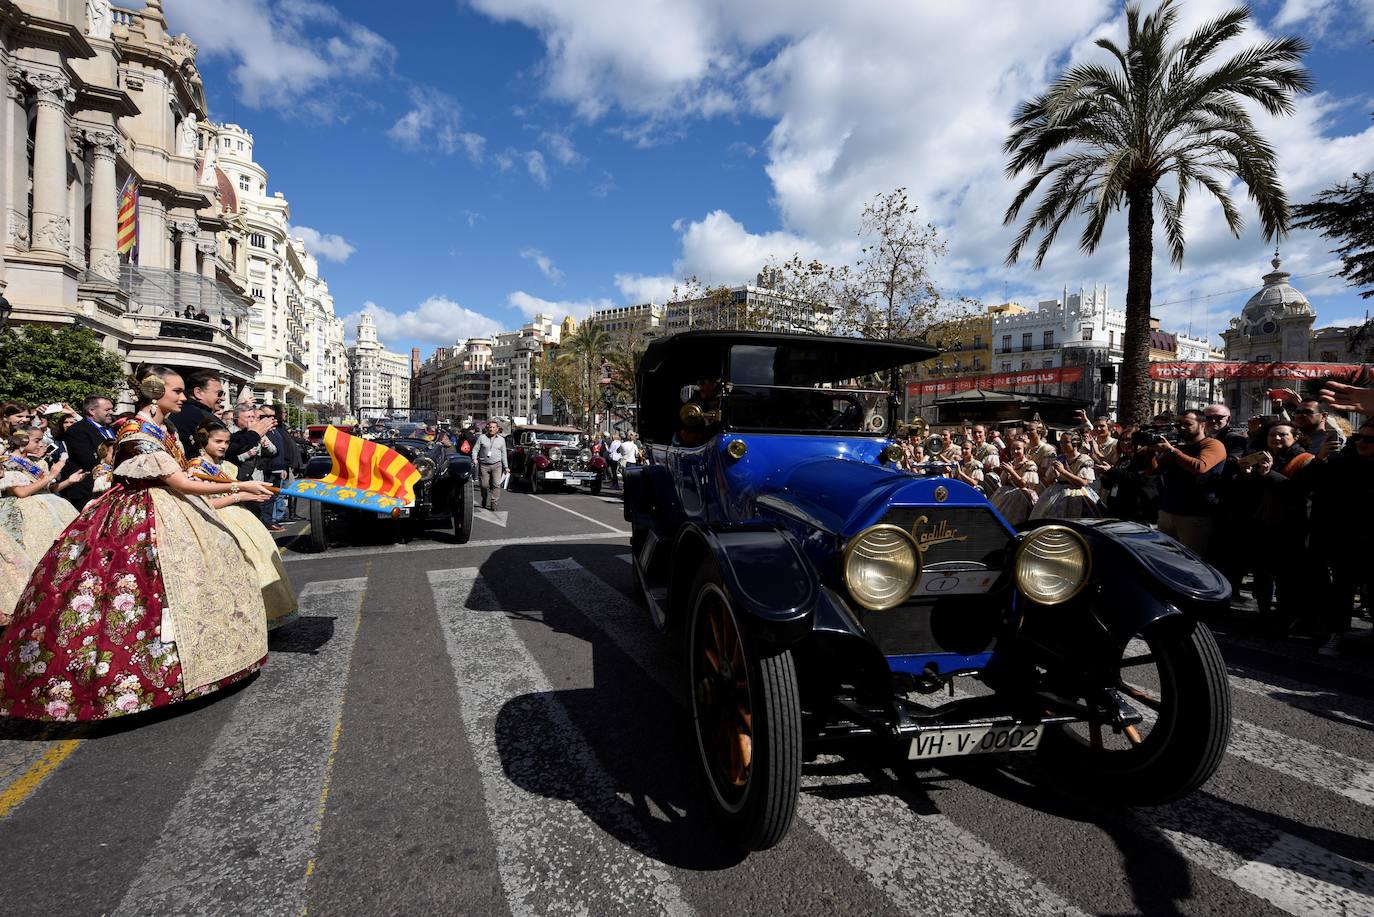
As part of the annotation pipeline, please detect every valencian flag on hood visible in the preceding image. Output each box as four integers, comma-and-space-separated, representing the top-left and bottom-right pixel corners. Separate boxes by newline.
281, 425, 422, 512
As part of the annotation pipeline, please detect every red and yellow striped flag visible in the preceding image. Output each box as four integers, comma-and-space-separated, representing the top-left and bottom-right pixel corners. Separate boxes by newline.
319, 425, 421, 506
116, 176, 138, 258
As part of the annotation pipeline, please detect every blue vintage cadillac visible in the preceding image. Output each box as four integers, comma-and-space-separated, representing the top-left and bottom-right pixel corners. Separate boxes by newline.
623, 331, 1232, 851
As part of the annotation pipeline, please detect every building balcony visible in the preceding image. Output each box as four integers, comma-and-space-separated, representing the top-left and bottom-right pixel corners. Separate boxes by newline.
124, 312, 260, 384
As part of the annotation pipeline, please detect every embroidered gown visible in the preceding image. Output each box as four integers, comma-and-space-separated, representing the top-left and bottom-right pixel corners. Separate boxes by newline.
188, 455, 298, 630
0, 418, 268, 721
991, 458, 1041, 526
0, 453, 79, 564
1030, 452, 1103, 520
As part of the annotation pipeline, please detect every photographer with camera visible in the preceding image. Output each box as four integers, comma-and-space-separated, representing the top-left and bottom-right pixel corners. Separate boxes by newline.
1099, 427, 1160, 524
1152, 410, 1227, 557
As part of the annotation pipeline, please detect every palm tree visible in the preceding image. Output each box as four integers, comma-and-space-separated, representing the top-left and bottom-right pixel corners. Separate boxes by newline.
1003, 0, 1310, 424
560, 322, 610, 428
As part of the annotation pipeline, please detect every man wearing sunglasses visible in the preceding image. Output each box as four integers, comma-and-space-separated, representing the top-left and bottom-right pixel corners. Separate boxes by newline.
1153, 410, 1228, 557
1272, 388, 1339, 456
1201, 404, 1246, 456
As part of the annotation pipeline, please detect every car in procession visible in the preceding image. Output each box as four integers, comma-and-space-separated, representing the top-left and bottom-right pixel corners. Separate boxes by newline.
623, 330, 1232, 851
509, 423, 608, 494
298, 427, 475, 552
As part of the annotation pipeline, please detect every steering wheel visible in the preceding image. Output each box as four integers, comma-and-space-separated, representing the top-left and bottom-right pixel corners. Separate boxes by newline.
826, 397, 863, 430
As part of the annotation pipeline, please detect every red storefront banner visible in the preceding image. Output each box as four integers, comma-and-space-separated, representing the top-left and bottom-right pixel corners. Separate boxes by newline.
1148, 361, 1371, 381
906, 366, 1084, 397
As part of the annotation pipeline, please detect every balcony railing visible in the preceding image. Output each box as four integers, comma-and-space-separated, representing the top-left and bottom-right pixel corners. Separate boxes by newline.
118, 265, 255, 320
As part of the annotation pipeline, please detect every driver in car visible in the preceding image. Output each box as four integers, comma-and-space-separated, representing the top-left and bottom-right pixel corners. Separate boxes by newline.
677, 377, 723, 446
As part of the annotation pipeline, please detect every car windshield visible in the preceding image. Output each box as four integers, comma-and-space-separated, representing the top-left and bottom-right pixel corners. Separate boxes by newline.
534, 433, 580, 446
725, 344, 894, 435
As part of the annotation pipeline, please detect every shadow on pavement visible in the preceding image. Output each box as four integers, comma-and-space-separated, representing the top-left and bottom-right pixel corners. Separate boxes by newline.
480, 542, 747, 871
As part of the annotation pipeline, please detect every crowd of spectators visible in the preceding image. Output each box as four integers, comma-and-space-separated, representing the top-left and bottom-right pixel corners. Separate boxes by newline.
0, 381, 314, 537
894, 385, 1374, 657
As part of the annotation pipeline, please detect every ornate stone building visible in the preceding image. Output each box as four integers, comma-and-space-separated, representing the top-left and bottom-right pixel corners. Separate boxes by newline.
1, 0, 262, 398
346, 311, 408, 419
1219, 252, 1362, 418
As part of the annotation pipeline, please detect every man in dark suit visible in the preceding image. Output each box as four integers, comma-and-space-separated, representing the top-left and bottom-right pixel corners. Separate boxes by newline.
170, 369, 225, 457
228, 405, 279, 528
60, 394, 115, 510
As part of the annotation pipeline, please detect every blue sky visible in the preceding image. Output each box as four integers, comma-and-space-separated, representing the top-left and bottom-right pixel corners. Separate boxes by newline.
168, 0, 1374, 355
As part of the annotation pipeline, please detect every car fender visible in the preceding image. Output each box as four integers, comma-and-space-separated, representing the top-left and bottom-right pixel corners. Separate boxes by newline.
670, 523, 816, 649
304, 454, 331, 479
1017, 517, 1229, 650
446, 453, 474, 483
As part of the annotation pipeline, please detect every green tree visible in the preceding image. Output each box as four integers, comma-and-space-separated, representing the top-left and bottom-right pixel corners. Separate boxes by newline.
1002, 0, 1310, 424
0, 324, 126, 406
1293, 171, 1373, 359
559, 322, 610, 428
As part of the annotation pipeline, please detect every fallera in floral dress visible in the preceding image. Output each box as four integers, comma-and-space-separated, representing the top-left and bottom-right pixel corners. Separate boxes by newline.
0, 452, 78, 565
187, 455, 298, 631
0, 417, 268, 721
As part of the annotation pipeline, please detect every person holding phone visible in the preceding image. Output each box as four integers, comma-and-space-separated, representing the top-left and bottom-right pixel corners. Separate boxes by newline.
0, 428, 81, 563
1030, 432, 1102, 520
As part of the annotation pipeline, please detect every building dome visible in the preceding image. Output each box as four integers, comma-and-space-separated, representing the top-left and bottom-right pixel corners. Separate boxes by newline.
1241, 250, 1311, 328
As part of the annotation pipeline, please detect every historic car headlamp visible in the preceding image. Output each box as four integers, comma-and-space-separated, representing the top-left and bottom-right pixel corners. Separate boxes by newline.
880, 444, 903, 464
549, 446, 563, 464
579, 448, 592, 464
1014, 525, 1090, 605
412, 456, 435, 481
843, 524, 922, 611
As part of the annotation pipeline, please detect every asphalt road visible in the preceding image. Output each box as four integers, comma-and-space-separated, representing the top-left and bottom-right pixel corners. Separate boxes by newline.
0, 486, 1371, 916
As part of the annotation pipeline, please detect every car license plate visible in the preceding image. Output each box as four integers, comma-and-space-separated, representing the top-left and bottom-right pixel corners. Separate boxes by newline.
908, 723, 1042, 760
543, 470, 565, 480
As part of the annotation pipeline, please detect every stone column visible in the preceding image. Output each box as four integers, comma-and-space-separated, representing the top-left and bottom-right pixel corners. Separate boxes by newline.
5, 73, 31, 252
197, 238, 217, 280
21, 69, 76, 255
83, 130, 123, 280
173, 219, 198, 273
136, 196, 166, 269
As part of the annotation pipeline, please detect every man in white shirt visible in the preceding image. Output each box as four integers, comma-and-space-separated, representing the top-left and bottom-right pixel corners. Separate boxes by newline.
607, 434, 623, 486
619, 432, 640, 476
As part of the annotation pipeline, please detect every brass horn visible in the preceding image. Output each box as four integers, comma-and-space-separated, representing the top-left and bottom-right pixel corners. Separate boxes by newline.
679, 402, 721, 427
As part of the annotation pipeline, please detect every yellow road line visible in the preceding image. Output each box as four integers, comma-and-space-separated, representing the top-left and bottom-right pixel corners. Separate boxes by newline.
0, 738, 81, 819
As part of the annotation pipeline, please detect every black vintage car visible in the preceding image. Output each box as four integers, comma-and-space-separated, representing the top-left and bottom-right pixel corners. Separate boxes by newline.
624, 331, 1232, 851
300, 435, 475, 552
509, 424, 608, 494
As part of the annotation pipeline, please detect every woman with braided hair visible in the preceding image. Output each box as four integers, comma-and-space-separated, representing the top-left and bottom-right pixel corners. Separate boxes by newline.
189, 418, 298, 630
0, 365, 275, 722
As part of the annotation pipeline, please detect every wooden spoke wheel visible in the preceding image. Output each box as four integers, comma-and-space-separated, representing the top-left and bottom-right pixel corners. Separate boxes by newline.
1041, 616, 1231, 805
688, 569, 801, 850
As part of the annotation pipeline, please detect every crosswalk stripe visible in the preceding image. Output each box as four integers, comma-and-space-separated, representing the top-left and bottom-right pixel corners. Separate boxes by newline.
530, 558, 1088, 916
1227, 668, 1374, 731
427, 567, 694, 917
283, 530, 627, 562
473, 507, 509, 527
1124, 679, 1374, 808
113, 577, 369, 917
1146, 792, 1374, 917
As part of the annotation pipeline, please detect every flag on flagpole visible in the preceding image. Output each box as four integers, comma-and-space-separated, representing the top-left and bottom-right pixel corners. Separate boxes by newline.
279, 425, 422, 513
116, 175, 139, 262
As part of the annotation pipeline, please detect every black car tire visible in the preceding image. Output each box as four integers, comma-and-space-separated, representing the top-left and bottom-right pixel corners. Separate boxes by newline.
304, 496, 329, 553
531, 473, 541, 495
1039, 616, 1231, 805
688, 568, 801, 851
590, 476, 602, 496
454, 476, 475, 543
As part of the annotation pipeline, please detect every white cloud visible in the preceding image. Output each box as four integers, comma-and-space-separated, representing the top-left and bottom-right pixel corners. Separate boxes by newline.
343, 296, 505, 347
520, 247, 565, 283
470, 0, 1373, 335
541, 129, 585, 166
508, 290, 613, 321
168, 0, 395, 118
1274, 0, 1374, 37
524, 150, 550, 188
388, 86, 486, 163
289, 224, 356, 263
614, 272, 677, 304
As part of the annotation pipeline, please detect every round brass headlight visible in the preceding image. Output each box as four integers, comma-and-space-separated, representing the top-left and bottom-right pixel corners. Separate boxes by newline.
880, 443, 904, 464
412, 456, 435, 481
1014, 525, 1090, 605
843, 524, 922, 611
726, 439, 748, 459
